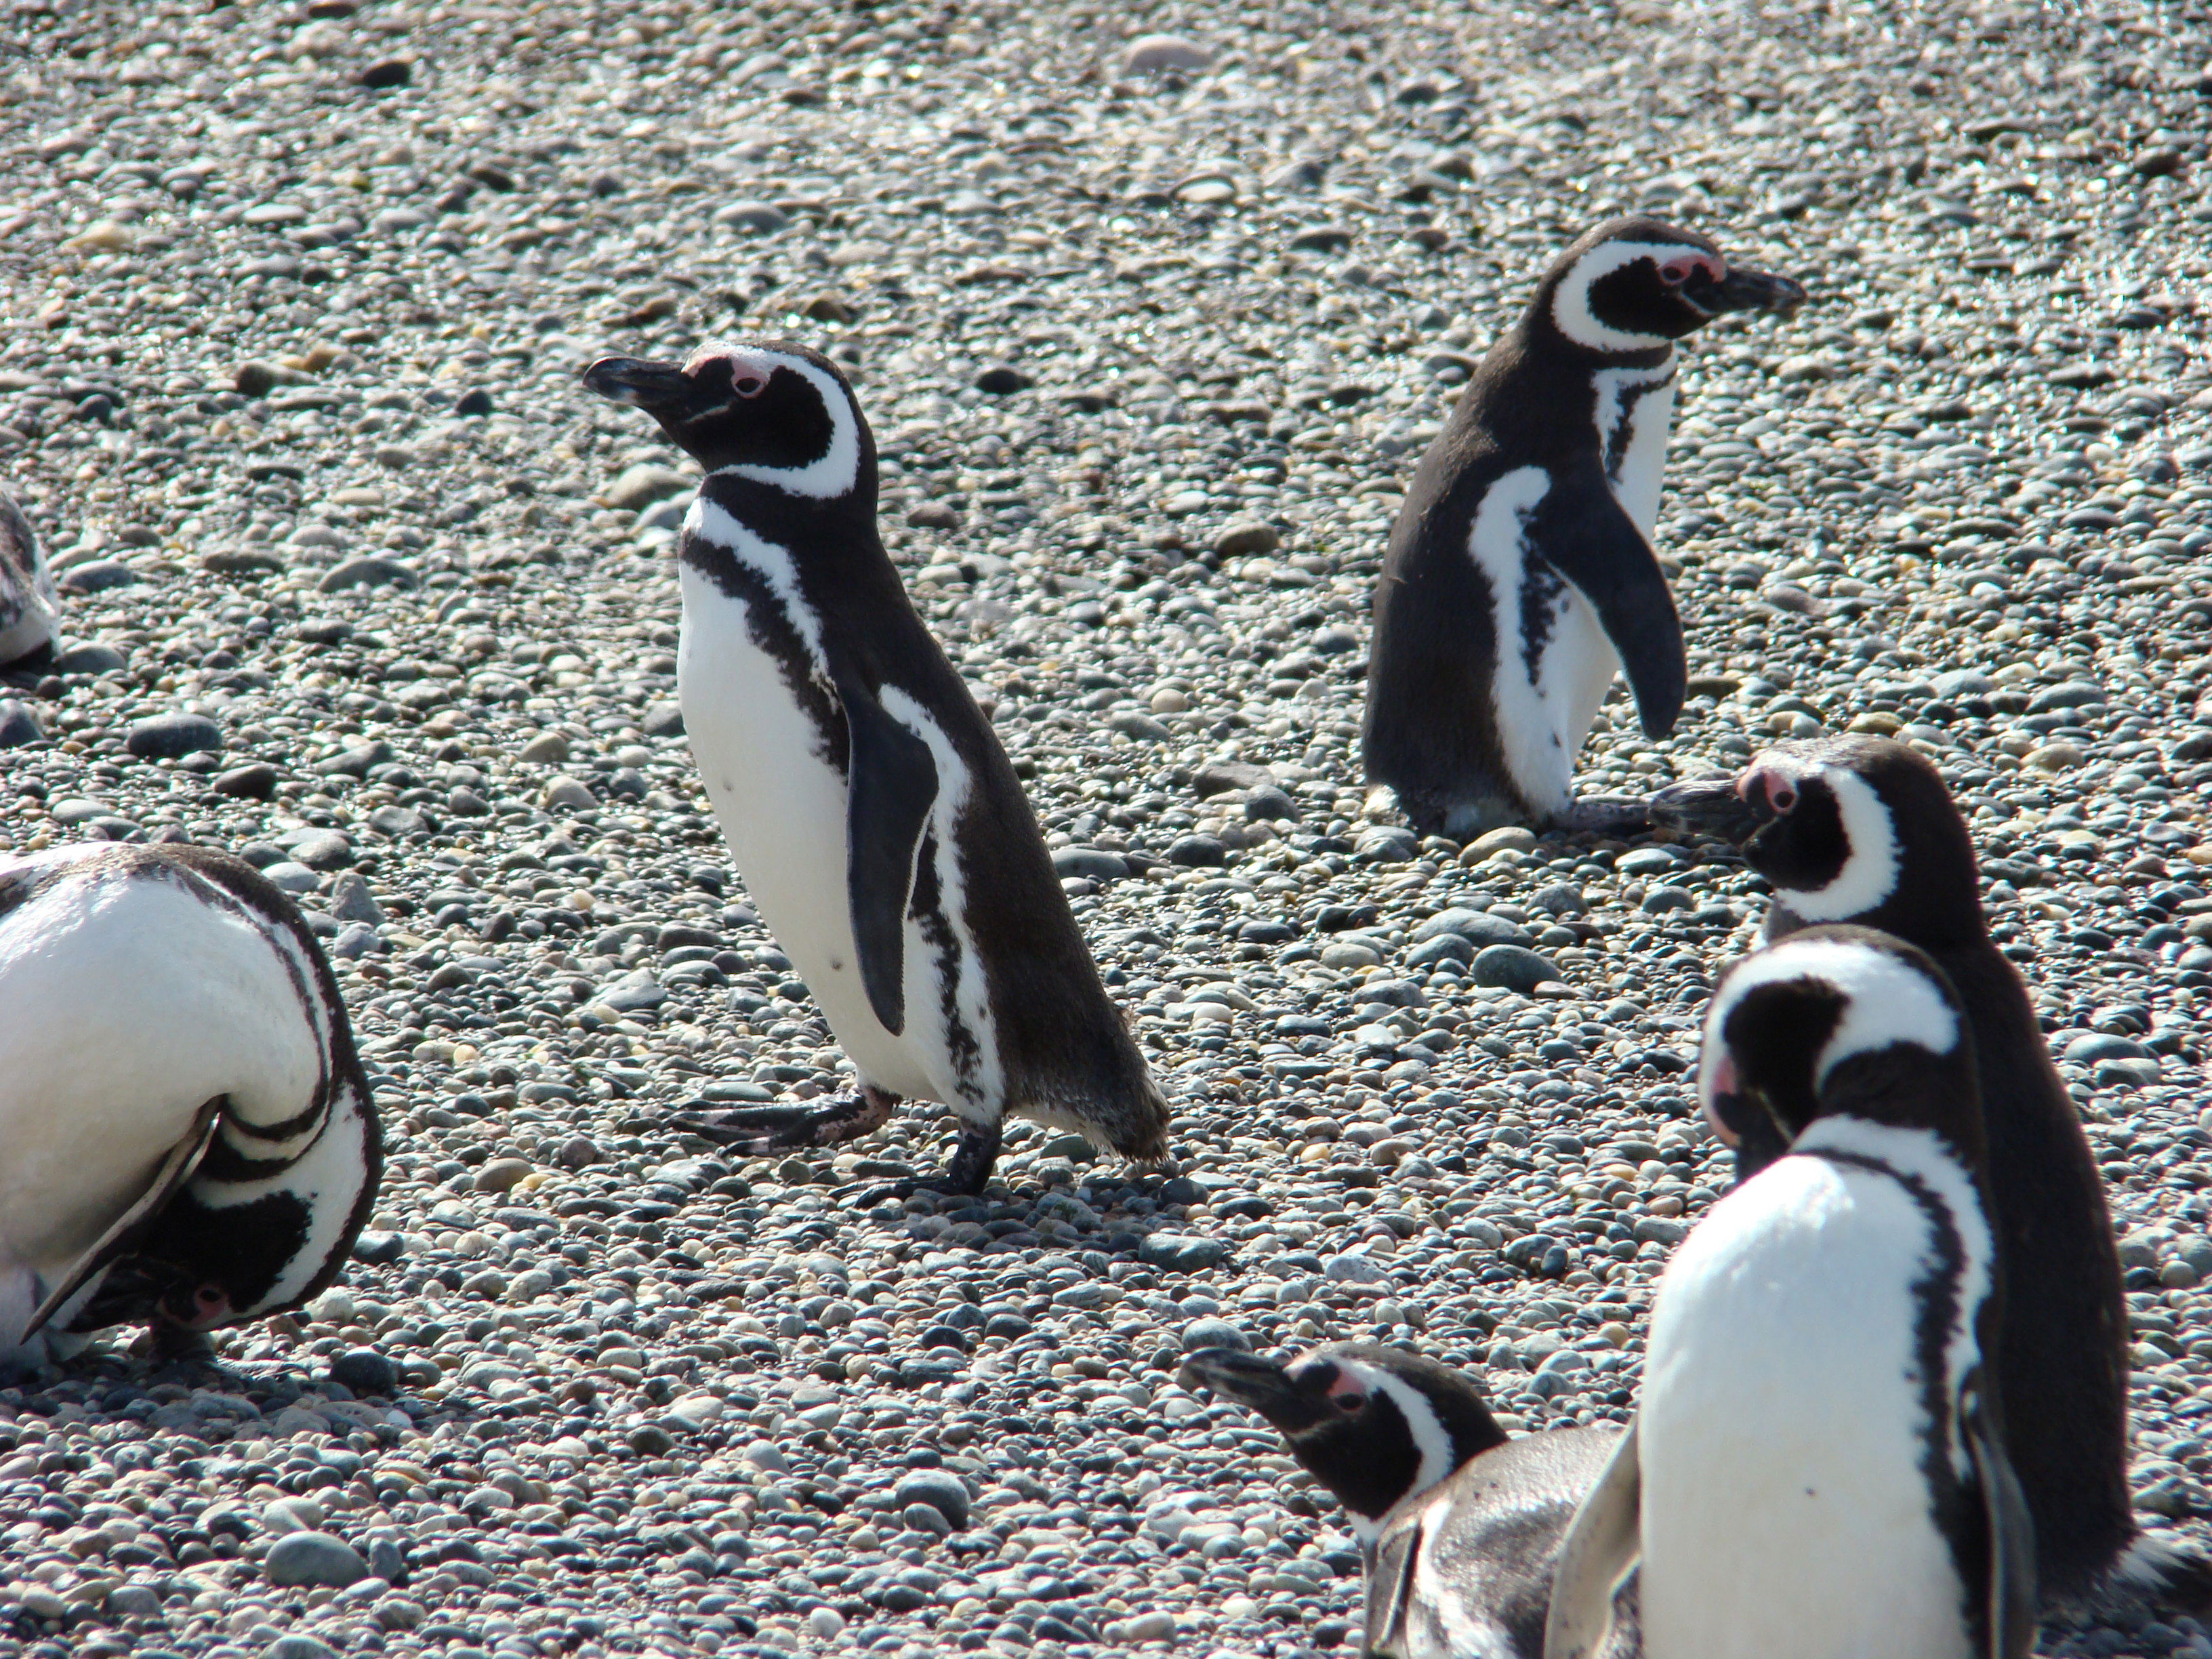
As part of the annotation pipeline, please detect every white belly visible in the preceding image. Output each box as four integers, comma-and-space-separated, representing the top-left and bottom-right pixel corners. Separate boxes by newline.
1468, 466, 1618, 817
676, 565, 997, 1113
1639, 1151, 1973, 1659
0, 851, 323, 1324
1597, 366, 1675, 537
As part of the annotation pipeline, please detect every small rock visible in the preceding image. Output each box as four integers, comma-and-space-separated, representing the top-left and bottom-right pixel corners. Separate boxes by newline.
628, 1424, 676, 1455
1471, 945, 1561, 994
599, 968, 668, 1012
291, 830, 354, 869
266, 1638, 342, 1659
1122, 33, 1212, 74
0, 699, 44, 747
543, 775, 597, 811
58, 558, 139, 594
1141, 1233, 1228, 1271
126, 712, 223, 759
712, 200, 789, 232
234, 361, 291, 397
893, 1469, 971, 1530
317, 556, 417, 592
1214, 520, 1280, 560
907, 501, 961, 530
1182, 1317, 1248, 1351
602, 464, 694, 511
264, 1531, 371, 1589
213, 762, 279, 800
1470, 825, 1538, 857
329, 1349, 397, 1396
475, 1157, 532, 1193
328, 873, 383, 925
519, 731, 571, 764
1167, 835, 1228, 867
359, 58, 412, 89
974, 365, 1031, 394
1053, 847, 1128, 882
53, 641, 127, 676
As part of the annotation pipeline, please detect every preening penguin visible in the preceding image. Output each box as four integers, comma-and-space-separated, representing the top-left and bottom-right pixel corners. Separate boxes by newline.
1650, 736, 2133, 1606
1181, 1343, 1633, 1658
0, 845, 382, 1368
1362, 216, 1803, 836
0, 485, 59, 666
581, 340, 1170, 1195
1547, 926, 2036, 1659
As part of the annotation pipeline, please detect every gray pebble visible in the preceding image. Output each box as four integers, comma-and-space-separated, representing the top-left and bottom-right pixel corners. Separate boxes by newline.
264, 1531, 371, 1589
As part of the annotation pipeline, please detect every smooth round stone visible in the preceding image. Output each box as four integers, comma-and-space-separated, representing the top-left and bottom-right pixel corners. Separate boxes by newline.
264, 1638, 341, 1659
1319, 940, 1382, 969
893, 1469, 971, 1530
1122, 33, 1212, 73
329, 1349, 397, 1395
518, 731, 571, 764
1182, 1317, 1248, 1351
543, 775, 597, 811
1141, 1233, 1227, 1271
0, 699, 45, 747
260, 861, 322, 894
316, 556, 417, 592
1053, 846, 1128, 882
264, 1531, 371, 1589
1471, 945, 1561, 994
474, 1157, 533, 1193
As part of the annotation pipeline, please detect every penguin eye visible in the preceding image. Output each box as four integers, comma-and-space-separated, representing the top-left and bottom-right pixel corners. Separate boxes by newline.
733, 373, 768, 398
1658, 260, 1696, 285
1334, 1393, 1366, 1414
1771, 785, 1797, 813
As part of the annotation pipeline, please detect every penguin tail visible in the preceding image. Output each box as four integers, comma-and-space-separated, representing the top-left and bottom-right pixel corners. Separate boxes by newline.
2066, 1533, 2212, 1624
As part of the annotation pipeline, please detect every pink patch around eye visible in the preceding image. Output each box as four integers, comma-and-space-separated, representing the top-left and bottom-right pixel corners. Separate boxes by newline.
1702, 1052, 1742, 1146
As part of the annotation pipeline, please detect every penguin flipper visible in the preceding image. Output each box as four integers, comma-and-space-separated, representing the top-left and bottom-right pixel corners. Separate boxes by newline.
1963, 1370, 2039, 1658
829, 657, 939, 1038
1542, 1414, 1641, 1659
21, 1095, 223, 1340
1362, 1511, 1423, 1659
1532, 479, 1686, 739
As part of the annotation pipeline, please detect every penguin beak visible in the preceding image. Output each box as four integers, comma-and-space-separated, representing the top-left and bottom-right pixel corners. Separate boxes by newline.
580, 354, 697, 414
1648, 775, 1765, 841
1683, 266, 1807, 319
1179, 1348, 1317, 1431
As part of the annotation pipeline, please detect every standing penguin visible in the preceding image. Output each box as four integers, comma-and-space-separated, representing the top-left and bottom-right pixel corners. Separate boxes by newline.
0, 486, 58, 666
1181, 1343, 1634, 1658
0, 845, 382, 1368
581, 341, 1169, 1193
1648, 737, 2137, 1606
1363, 217, 1803, 836
1547, 926, 2036, 1659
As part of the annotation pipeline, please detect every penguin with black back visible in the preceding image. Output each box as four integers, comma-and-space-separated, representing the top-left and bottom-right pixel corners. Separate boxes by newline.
0, 485, 58, 668
0, 844, 382, 1370
581, 340, 1170, 1195
1364, 216, 1803, 837
1181, 1343, 1635, 1657
1547, 926, 2036, 1659
1647, 736, 2155, 1611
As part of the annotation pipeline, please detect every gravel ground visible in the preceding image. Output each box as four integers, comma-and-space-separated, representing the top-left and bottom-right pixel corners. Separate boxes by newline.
4, 2, 2212, 1656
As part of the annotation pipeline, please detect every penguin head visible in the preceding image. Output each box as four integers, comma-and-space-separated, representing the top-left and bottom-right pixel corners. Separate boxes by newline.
1179, 1343, 1509, 1535
1701, 924, 1984, 1167
1652, 735, 1984, 945
580, 340, 871, 500
1538, 215, 1806, 356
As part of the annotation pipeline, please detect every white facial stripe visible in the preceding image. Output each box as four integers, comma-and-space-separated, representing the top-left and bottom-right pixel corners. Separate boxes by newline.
1704, 937, 1959, 1105
1769, 765, 1900, 920
701, 350, 861, 500
1551, 239, 1696, 352
1467, 465, 1591, 819
1338, 1359, 1459, 1502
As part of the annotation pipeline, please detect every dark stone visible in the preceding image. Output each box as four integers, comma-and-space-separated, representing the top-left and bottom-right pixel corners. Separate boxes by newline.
1470, 945, 1561, 994
893, 1470, 971, 1530
1052, 847, 1128, 882
1214, 521, 1279, 559
906, 501, 961, 531
234, 361, 287, 397
317, 556, 418, 592
329, 1349, 397, 1395
289, 831, 354, 869
57, 559, 138, 594
264, 1532, 369, 1589
1191, 760, 1276, 797
0, 699, 43, 747
52, 642, 127, 676
359, 57, 413, 89
642, 701, 684, 737
1181, 1317, 1247, 1351
1141, 1233, 1227, 1271
1166, 835, 1227, 867
452, 388, 494, 417
351, 1231, 405, 1265
628, 1424, 676, 1454
213, 762, 279, 800
126, 712, 223, 759
973, 365, 1032, 394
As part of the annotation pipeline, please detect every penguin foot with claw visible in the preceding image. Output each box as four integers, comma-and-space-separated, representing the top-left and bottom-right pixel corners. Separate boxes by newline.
667, 1084, 899, 1154
853, 1121, 1004, 1206
1555, 794, 1655, 834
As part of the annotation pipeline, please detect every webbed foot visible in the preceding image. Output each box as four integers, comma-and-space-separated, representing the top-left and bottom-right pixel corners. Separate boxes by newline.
667, 1085, 898, 1153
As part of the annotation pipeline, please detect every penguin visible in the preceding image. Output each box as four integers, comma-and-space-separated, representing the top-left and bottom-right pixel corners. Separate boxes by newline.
1646, 736, 2135, 1607
1547, 925, 2036, 1659
0, 844, 382, 1369
1181, 1343, 1635, 1658
1362, 216, 1804, 837
0, 486, 58, 666
579, 340, 1170, 1194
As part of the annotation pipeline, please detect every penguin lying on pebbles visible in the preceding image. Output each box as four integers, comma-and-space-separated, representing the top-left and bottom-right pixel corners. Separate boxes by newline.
0, 486, 59, 666
581, 340, 1170, 1195
1649, 736, 2142, 1608
1363, 216, 1803, 837
0, 845, 382, 1368
1548, 926, 2035, 1659
1180, 1343, 1633, 1657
